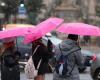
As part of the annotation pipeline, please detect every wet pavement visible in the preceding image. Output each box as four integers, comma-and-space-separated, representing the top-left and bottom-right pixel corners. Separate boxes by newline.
20, 67, 92, 80
0, 68, 92, 80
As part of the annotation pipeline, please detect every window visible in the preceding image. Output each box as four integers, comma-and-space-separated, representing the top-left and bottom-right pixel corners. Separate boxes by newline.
97, 0, 100, 3
76, 0, 81, 5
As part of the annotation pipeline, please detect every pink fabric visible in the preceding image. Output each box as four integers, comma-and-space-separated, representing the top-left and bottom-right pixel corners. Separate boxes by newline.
37, 17, 64, 27
24, 22, 56, 44
0, 27, 35, 39
57, 23, 100, 36
24, 17, 64, 44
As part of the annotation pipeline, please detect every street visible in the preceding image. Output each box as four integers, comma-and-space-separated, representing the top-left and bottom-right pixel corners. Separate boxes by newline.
0, 0, 100, 80
20, 67, 92, 80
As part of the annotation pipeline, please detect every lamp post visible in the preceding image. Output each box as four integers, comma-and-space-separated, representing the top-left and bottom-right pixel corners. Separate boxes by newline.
0, 2, 6, 30
18, 0, 27, 23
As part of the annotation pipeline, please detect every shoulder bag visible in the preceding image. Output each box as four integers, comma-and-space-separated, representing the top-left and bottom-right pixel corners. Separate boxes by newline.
24, 45, 42, 79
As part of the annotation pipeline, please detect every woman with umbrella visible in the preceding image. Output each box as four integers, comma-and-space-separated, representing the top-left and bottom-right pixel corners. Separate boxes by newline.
32, 37, 54, 80
0, 37, 20, 80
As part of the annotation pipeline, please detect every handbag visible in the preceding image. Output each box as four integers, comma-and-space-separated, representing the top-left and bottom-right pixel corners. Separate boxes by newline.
24, 45, 42, 79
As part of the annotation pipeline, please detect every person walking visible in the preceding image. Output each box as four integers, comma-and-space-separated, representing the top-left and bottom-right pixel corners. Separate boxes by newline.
53, 34, 84, 80
0, 38, 20, 80
32, 38, 53, 80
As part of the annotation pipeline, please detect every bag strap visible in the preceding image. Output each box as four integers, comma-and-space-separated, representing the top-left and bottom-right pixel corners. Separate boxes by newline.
59, 44, 81, 56
68, 62, 76, 75
32, 45, 40, 56
66, 48, 81, 57
59, 44, 63, 55
68, 48, 81, 75
68, 52, 79, 76
32, 45, 42, 70
58, 44, 81, 76
36, 58, 42, 70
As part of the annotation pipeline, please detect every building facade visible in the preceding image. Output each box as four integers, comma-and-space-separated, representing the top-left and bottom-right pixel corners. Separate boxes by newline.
53, 0, 99, 23
53, 0, 100, 45
53, 0, 81, 22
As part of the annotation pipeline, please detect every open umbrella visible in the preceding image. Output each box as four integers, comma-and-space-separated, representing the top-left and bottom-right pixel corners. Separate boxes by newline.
24, 17, 64, 44
0, 24, 35, 39
0, 24, 36, 51
36, 17, 64, 27
57, 23, 100, 36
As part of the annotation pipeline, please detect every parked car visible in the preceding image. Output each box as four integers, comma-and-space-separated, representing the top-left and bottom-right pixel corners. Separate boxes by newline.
90, 54, 100, 80
14, 36, 32, 71
78, 50, 96, 72
16, 36, 32, 61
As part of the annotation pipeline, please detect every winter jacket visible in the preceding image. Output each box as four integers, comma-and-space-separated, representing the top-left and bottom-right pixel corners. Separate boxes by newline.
53, 39, 84, 80
0, 47, 20, 80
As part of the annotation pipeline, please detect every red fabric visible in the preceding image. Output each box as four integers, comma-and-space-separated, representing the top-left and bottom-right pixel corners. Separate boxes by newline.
3, 41, 15, 48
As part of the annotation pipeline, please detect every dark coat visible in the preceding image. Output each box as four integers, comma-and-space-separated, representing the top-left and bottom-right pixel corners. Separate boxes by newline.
32, 42, 53, 75
1, 47, 20, 80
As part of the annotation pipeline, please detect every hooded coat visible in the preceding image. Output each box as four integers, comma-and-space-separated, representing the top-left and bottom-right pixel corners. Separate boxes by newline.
53, 39, 84, 80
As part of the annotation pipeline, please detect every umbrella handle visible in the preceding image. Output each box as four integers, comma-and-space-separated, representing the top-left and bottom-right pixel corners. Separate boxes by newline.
15, 37, 19, 51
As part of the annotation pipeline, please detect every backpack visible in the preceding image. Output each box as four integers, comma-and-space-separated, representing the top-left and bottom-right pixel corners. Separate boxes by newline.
55, 44, 80, 76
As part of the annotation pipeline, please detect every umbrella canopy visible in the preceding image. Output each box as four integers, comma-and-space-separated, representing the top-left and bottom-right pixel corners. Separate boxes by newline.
0, 24, 35, 39
24, 17, 64, 44
57, 23, 100, 36
37, 17, 64, 27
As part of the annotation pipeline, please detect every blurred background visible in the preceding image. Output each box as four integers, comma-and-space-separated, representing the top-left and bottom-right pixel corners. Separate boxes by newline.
0, 0, 100, 80
0, 0, 100, 47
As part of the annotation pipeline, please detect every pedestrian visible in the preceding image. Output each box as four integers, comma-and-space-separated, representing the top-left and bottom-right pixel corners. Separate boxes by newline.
83, 36, 91, 45
53, 34, 84, 80
0, 38, 20, 80
32, 38, 53, 80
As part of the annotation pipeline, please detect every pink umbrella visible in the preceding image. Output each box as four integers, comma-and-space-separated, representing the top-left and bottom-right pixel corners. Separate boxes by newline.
0, 25, 35, 39
37, 17, 64, 27
57, 23, 100, 36
24, 17, 64, 44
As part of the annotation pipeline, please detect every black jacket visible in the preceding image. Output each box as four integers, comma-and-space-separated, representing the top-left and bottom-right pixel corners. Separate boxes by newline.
32, 42, 53, 75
